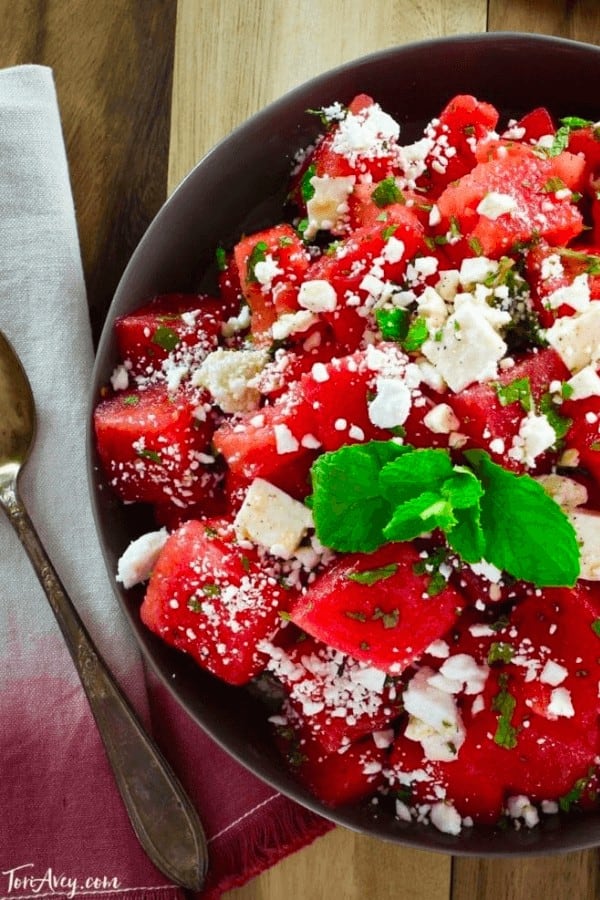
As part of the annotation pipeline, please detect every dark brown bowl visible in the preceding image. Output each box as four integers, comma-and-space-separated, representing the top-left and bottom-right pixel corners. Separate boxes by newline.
88, 32, 600, 855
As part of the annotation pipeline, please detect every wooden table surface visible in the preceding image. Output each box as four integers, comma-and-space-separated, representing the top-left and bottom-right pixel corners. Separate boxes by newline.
3, 1, 600, 898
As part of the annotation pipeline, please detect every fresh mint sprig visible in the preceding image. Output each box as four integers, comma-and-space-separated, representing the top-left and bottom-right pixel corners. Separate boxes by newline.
308, 441, 580, 588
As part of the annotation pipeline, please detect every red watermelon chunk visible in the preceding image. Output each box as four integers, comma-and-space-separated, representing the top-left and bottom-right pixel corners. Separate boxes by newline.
387, 583, 600, 824
273, 714, 387, 806
94, 383, 220, 507
289, 542, 466, 675
445, 347, 571, 471
562, 395, 600, 485
212, 382, 319, 488
262, 633, 402, 752
233, 224, 311, 340
436, 145, 585, 258
114, 293, 224, 378
141, 518, 294, 685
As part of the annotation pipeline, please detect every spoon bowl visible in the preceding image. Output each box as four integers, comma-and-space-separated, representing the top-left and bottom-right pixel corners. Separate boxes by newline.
0, 329, 208, 891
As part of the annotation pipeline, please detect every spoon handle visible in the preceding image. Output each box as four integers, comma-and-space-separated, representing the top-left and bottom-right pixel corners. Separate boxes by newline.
1, 481, 208, 891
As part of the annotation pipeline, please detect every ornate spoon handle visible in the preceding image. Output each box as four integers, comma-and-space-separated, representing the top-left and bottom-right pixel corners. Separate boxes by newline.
1, 479, 208, 891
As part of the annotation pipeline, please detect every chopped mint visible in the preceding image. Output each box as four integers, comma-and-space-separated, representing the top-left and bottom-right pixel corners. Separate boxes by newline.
152, 325, 180, 353
372, 177, 404, 208
347, 563, 399, 585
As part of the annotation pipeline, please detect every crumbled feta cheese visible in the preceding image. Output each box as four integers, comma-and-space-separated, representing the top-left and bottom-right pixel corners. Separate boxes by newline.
546, 273, 590, 312
545, 301, 600, 372
304, 175, 355, 239
476, 191, 518, 220
271, 310, 317, 340
382, 235, 406, 264
194, 347, 268, 413
254, 253, 283, 287
233, 478, 313, 558
506, 795, 540, 828
403, 667, 466, 762
368, 377, 412, 428
547, 686, 575, 719
539, 660, 568, 687
459, 256, 499, 286
331, 103, 400, 156
540, 253, 564, 282
569, 509, 600, 580
423, 403, 460, 434
417, 286, 448, 330
110, 364, 129, 392
421, 301, 507, 393
566, 364, 600, 400
508, 412, 556, 467
298, 279, 338, 313
116, 528, 168, 589
429, 801, 462, 835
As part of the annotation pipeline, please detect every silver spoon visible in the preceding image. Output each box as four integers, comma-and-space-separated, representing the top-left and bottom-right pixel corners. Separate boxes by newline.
0, 330, 208, 891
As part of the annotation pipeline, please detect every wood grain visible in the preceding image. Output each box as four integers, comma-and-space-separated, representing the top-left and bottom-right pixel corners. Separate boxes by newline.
488, 0, 600, 36
0, 0, 177, 343
168, 0, 486, 192
226, 828, 451, 900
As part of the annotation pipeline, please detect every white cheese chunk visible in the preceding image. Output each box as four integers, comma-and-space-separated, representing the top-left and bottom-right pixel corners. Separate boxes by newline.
271, 310, 317, 341
298, 279, 338, 313
546, 273, 590, 312
539, 660, 568, 687
194, 347, 269, 413
233, 478, 313, 558
403, 667, 465, 762
476, 191, 518, 220
545, 301, 600, 372
421, 301, 507, 392
430, 801, 462, 836
116, 528, 168, 589
547, 686, 575, 719
423, 403, 460, 434
459, 256, 499, 286
368, 376, 412, 429
508, 413, 556, 467
417, 285, 448, 330
304, 174, 355, 240
566, 364, 600, 400
569, 509, 600, 580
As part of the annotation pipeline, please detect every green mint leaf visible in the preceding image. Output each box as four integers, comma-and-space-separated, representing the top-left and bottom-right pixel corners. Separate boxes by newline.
383, 492, 456, 543
445, 504, 486, 564
372, 177, 404, 208
468, 236, 483, 256
465, 450, 580, 587
137, 447, 162, 464
493, 376, 532, 412
247, 240, 269, 282
492, 674, 518, 749
152, 325, 180, 353
440, 467, 483, 510
542, 176, 567, 193
122, 394, 140, 406
372, 607, 400, 629
309, 442, 410, 552
300, 163, 317, 202
375, 307, 409, 341
547, 124, 571, 157
538, 392, 572, 442
557, 247, 600, 275
215, 245, 227, 271
591, 619, 600, 638
402, 316, 429, 352
560, 116, 593, 130
379, 448, 454, 506
559, 774, 591, 812
487, 642, 514, 664
347, 563, 398, 585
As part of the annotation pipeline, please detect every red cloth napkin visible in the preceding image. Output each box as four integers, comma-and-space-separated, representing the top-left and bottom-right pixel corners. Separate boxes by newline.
0, 64, 331, 900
